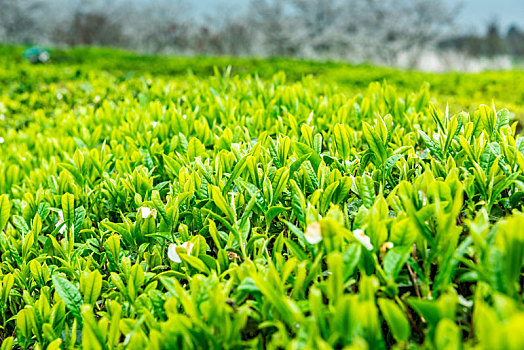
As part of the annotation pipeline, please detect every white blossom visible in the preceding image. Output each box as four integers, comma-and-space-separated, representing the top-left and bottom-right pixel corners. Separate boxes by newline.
305, 222, 322, 244
418, 191, 428, 206
139, 207, 156, 219
56, 210, 65, 234
353, 229, 373, 251
167, 241, 194, 263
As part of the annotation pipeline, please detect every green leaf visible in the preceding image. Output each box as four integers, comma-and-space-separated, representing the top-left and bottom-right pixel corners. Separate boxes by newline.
16, 309, 33, 345
265, 206, 289, 226
362, 121, 387, 166
490, 172, 519, 208
384, 245, 412, 280
271, 167, 290, 204
80, 270, 102, 305
302, 160, 319, 193
496, 108, 510, 129
61, 193, 75, 230
188, 137, 205, 160
289, 153, 311, 178
390, 218, 417, 246
378, 298, 410, 342
333, 176, 352, 204
179, 251, 210, 275
385, 154, 403, 175
407, 298, 440, 327
0, 337, 14, 350
430, 103, 446, 135
290, 180, 306, 227
151, 190, 170, 226
81, 305, 109, 350
210, 185, 236, 224
52, 275, 83, 323
236, 277, 260, 294
418, 129, 443, 162
0, 194, 10, 232
435, 319, 461, 350
12, 215, 30, 236
128, 263, 145, 300
356, 174, 376, 209
74, 206, 86, 234
294, 142, 321, 172
320, 181, 339, 213
159, 276, 179, 297
283, 220, 309, 249
223, 155, 249, 195
285, 238, 309, 261
333, 124, 351, 160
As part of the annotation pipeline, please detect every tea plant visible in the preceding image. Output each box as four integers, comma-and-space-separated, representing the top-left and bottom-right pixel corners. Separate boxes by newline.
0, 50, 523, 349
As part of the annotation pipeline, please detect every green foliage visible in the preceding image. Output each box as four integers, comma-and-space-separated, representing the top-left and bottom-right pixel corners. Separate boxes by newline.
0, 47, 523, 349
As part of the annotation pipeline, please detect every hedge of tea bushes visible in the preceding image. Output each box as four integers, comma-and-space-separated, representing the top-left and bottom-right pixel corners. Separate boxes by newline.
1, 45, 524, 128
0, 55, 523, 349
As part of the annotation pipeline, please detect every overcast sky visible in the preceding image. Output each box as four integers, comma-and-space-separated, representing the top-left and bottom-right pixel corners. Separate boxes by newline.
455, 0, 524, 32
193, 0, 524, 34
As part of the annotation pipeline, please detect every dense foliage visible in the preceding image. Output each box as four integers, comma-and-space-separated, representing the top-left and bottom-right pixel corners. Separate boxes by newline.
0, 48, 523, 349
1, 46, 524, 123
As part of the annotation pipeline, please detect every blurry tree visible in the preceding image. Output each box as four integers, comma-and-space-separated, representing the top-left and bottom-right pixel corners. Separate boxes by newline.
246, 0, 456, 66
50, 0, 128, 47
191, 18, 252, 56
485, 21, 505, 56
4, 0, 523, 68
248, 0, 300, 56
285, 0, 346, 57
0, 0, 46, 43
125, 0, 191, 53
338, 0, 456, 66
63, 12, 125, 46
188, 1, 252, 57
507, 25, 524, 56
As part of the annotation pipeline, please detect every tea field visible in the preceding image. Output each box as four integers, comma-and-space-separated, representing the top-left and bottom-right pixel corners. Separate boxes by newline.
0, 46, 523, 349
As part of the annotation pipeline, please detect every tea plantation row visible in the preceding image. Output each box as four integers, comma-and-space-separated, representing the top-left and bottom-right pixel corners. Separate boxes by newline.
0, 48, 523, 349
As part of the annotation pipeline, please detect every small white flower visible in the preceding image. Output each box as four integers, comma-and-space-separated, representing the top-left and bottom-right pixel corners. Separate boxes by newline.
0, 137, 4, 144
151, 121, 159, 128
418, 190, 427, 206
167, 244, 180, 262
94, 95, 101, 103
305, 222, 322, 244
56, 213, 65, 234
167, 241, 194, 263
182, 114, 187, 120
180, 241, 193, 253
353, 229, 373, 251
139, 207, 156, 219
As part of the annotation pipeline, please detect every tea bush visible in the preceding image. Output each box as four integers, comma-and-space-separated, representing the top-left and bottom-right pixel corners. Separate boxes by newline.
0, 48, 523, 349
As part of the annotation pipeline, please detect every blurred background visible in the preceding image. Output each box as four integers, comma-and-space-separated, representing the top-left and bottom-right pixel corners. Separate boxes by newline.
1, 0, 523, 72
